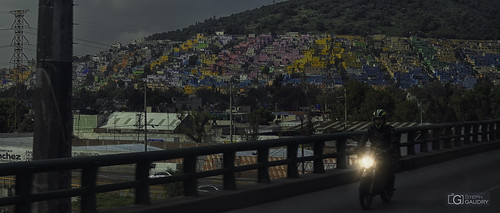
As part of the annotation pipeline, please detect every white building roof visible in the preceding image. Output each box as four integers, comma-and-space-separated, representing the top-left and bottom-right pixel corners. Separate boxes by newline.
73, 144, 163, 152
100, 112, 183, 131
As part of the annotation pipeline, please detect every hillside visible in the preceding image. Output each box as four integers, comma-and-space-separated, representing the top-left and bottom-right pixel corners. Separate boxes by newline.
147, 0, 500, 41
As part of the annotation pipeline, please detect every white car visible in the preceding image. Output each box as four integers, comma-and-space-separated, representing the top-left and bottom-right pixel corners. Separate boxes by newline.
148, 171, 172, 178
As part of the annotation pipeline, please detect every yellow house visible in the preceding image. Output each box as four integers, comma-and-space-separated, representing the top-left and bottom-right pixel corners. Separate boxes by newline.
200, 54, 217, 66
98, 65, 107, 73
184, 85, 196, 95
149, 55, 169, 71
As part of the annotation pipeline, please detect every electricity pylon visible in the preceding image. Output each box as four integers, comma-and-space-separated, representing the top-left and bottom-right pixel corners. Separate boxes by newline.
10, 9, 30, 72
9, 9, 30, 131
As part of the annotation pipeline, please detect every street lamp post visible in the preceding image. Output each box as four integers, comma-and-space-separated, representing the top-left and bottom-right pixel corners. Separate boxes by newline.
418, 100, 423, 125
113, 114, 116, 141
228, 77, 238, 143
76, 110, 80, 138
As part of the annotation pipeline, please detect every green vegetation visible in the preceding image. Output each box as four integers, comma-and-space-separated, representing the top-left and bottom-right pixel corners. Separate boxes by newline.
2, 77, 500, 134
0, 97, 32, 132
325, 79, 500, 123
72, 193, 134, 211
246, 107, 274, 141
71, 169, 184, 211
0, 98, 29, 132
0, 85, 33, 133
148, 0, 500, 41
174, 111, 213, 143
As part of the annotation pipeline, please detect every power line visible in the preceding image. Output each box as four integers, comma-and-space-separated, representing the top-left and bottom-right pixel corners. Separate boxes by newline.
24, 47, 36, 52
74, 43, 108, 50
25, 26, 37, 31
25, 27, 111, 48
74, 20, 137, 33
74, 37, 110, 47
0, 9, 15, 13
18, 33, 109, 50
24, 31, 37, 36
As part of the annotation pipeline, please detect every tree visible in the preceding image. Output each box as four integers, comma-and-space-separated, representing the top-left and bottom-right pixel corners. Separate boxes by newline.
315, 21, 326, 31
0, 98, 31, 133
315, 89, 337, 114
188, 55, 199, 66
471, 79, 493, 120
125, 86, 146, 111
272, 85, 307, 110
301, 110, 315, 136
343, 80, 371, 120
196, 88, 227, 108
421, 82, 457, 123
208, 44, 221, 54
360, 88, 395, 121
237, 87, 269, 110
393, 99, 419, 122
175, 111, 212, 143
272, 74, 284, 89
246, 107, 273, 141
450, 88, 476, 121
384, 86, 419, 122
148, 88, 184, 111
491, 86, 500, 119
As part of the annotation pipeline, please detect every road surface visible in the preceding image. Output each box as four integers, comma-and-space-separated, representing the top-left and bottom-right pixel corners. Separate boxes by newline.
224, 149, 500, 213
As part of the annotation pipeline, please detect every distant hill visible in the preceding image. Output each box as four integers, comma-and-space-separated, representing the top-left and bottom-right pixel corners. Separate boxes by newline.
147, 0, 500, 41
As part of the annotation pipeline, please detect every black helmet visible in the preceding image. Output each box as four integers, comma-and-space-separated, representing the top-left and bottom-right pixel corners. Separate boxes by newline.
373, 109, 387, 119
372, 109, 387, 129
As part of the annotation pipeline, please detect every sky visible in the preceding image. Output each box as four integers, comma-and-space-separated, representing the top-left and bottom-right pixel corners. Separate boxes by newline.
0, 0, 286, 69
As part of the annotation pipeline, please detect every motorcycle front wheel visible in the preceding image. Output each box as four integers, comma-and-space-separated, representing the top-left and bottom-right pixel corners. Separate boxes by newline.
359, 189, 373, 210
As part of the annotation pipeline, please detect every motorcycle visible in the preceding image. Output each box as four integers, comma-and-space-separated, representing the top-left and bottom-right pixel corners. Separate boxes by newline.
358, 150, 394, 210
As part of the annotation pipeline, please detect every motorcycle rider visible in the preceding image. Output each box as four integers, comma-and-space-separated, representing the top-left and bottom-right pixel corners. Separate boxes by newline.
357, 109, 398, 191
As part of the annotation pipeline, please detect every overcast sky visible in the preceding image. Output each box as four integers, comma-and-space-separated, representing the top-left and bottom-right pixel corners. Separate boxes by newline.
0, 0, 286, 68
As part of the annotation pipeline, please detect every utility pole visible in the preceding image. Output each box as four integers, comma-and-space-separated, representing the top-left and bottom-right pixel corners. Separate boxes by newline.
137, 113, 142, 143
337, 87, 347, 131
229, 78, 235, 143
144, 81, 148, 152
229, 80, 233, 143
9, 9, 30, 131
344, 87, 347, 131
33, 1, 73, 213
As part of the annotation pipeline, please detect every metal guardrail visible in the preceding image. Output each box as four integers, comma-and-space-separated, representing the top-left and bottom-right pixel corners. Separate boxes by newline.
0, 120, 499, 213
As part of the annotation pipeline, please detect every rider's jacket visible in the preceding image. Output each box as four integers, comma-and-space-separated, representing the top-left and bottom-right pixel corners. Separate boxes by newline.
359, 124, 398, 157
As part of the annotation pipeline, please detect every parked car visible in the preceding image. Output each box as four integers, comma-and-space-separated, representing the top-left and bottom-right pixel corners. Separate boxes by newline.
197, 185, 219, 193
148, 171, 172, 178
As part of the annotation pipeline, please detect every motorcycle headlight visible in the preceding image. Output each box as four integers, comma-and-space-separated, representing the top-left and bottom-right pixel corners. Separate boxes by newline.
359, 156, 375, 169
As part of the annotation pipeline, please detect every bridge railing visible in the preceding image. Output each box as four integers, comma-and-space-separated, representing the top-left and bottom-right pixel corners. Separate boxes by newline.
0, 120, 499, 213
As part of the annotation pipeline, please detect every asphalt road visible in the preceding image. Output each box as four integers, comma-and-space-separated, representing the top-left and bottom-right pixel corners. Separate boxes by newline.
224, 149, 500, 213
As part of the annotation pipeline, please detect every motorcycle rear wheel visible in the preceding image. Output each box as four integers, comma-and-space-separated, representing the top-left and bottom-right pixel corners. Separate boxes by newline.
380, 189, 393, 203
